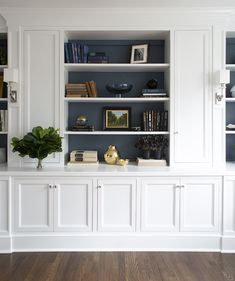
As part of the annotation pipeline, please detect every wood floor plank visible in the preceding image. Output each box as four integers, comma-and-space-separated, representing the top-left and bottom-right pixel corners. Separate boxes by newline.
0, 252, 234, 281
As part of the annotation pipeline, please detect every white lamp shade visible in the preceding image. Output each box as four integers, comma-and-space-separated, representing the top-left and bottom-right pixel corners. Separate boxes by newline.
3, 68, 18, 83
219, 70, 230, 84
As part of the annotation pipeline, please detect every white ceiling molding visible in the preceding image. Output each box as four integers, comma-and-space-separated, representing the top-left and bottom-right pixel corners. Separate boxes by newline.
0, 7, 234, 28
0, 0, 235, 9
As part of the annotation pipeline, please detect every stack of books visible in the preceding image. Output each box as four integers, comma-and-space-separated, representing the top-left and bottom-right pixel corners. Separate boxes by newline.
143, 110, 168, 131
71, 124, 94, 131
137, 158, 167, 167
88, 52, 109, 63
0, 110, 7, 132
65, 83, 88, 97
67, 150, 98, 166
65, 81, 97, 98
64, 42, 89, 63
142, 89, 168, 97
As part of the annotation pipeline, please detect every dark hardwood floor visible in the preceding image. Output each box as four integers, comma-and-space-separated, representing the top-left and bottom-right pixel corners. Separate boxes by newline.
0, 252, 234, 281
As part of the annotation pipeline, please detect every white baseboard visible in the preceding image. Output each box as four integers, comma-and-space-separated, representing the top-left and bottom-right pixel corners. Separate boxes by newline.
0, 237, 11, 253
221, 236, 235, 253
9, 234, 221, 253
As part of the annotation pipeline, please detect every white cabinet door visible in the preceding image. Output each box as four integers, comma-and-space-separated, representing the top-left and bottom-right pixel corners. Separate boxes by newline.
54, 179, 93, 232
173, 30, 212, 165
141, 178, 180, 232
223, 177, 235, 235
14, 178, 53, 232
180, 177, 220, 232
0, 179, 8, 234
97, 178, 136, 232
23, 30, 60, 164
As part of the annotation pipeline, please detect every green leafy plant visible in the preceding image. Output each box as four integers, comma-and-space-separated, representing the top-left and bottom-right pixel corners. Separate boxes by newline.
11, 126, 62, 168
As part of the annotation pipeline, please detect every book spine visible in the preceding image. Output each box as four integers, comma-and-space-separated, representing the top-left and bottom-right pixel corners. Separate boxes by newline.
85, 81, 92, 97
89, 81, 97, 97
76, 42, 81, 63
83, 45, 89, 63
143, 112, 146, 131
142, 89, 165, 93
64, 43, 70, 63
148, 111, 151, 131
156, 112, 161, 131
164, 111, 168, 131
68, 43, 73, 63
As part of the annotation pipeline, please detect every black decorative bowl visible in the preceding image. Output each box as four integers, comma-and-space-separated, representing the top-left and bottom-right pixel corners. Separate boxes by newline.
106, 83, 133, 97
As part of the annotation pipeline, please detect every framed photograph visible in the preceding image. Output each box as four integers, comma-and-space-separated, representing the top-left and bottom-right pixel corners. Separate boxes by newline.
103, 107, 131, 130
130, 44, 148, 64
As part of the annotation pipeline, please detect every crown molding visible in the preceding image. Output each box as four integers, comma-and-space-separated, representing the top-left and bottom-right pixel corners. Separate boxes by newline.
0, 7, 234, 28
0, 7, 234, 15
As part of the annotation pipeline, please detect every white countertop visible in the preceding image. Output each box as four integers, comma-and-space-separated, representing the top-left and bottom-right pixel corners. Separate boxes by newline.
1, 162, 235, 177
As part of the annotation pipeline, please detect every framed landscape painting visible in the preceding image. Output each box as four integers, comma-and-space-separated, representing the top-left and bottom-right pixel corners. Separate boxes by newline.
103, 107, 131, 130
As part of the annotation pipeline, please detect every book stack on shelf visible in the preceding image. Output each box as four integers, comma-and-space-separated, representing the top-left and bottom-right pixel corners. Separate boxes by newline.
67, 150, 98, 166
88, 52, 109, 63
137, 158, 167, 167
143, 110, 168, 131
71, 124, 94, 131
141, 88, 168, 97
65, 82, 97, 98
64, 42, 89, 63
0, 110, 7, 132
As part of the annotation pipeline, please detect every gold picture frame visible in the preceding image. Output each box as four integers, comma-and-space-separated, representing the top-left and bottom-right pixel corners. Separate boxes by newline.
103, 107, 131, 130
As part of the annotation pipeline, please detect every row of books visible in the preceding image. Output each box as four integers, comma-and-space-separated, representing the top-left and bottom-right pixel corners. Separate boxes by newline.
88, 52, 109, 63
0, 110, 7, 132
64, 42, 89, 63
141, 88, 168, 97
67, 150, 99, 166
65, 82, 97, 97
143, 110, 168, 131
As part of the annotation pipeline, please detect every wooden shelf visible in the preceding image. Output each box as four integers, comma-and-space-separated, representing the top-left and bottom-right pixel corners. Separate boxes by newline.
226, 131, 235, 134
64, 97, 169, 103
64, 63, 170, 72
64, 131, 169, 135
0, 131, 7, 135
0, 98, 7, 102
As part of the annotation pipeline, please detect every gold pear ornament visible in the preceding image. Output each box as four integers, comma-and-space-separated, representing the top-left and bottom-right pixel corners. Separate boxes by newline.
104, 145, 120, 165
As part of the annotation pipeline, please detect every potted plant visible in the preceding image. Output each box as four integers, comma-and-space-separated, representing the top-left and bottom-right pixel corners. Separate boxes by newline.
135, 135, 152, 159
11, 126, 62, 169
150, 135, 168, 159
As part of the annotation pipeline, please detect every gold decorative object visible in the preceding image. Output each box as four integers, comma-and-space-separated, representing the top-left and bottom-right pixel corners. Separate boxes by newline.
116, 158, 129, 166
104, 145, 120, 165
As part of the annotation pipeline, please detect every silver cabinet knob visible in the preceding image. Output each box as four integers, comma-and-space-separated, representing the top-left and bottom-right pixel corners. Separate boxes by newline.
48, 184, 53, 189
97, 185, 102, 189
54, 185, 57, 189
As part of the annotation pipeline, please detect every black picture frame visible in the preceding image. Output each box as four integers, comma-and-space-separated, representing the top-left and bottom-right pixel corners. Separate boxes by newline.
103, 107, 131, 131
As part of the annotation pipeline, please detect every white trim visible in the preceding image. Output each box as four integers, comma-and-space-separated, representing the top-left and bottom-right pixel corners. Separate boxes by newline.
10, 234, 221, 252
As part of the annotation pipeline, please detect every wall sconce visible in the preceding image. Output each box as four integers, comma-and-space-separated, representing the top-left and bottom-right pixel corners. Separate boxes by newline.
215, 70, 230, 104
3, 68, 18, 103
